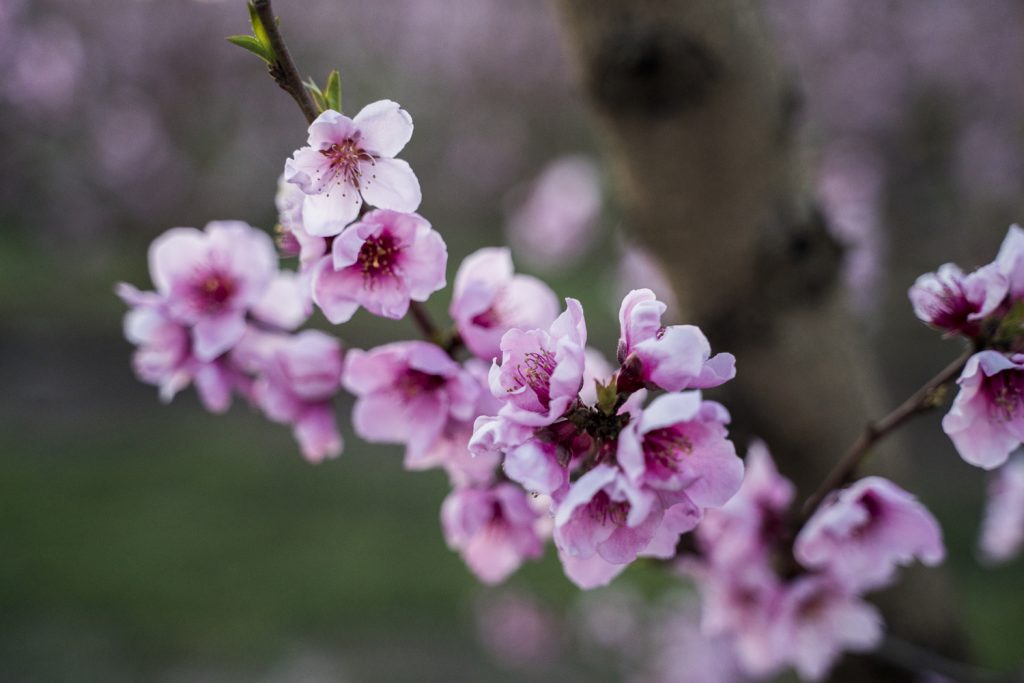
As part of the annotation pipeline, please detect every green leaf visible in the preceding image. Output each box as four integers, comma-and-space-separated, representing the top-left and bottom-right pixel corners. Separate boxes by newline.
248, 1, 274, 54
227, 35, 273, 63
304, 78, 328, 113
324, 70, 342, 112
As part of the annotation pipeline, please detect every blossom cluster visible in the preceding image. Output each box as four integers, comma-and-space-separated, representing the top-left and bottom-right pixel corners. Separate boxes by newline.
692, 442, 944, 680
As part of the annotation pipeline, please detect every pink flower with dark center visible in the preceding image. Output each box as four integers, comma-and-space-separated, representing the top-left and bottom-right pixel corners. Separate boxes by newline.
794, 477, 945, 591
441, 483, 545, 584
488, 298, 587, 428
244, 329, 344, 463
979, 453, 1024, 564
770, 576, 882, 682
617, 289, 735, 393
909, 262, 1001, 337
943, 350, 1024, 469
312, 209, 447, 323
147, 221, 277, 361
117, 283, 237, 413
617, 391, 743, 504
284, 102, 421, 236
342, 341, 478, 462
449, 247, 559, 361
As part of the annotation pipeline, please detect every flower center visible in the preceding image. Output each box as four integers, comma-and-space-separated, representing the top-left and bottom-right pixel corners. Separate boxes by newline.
642, 426, 693, 472
509, 349, 557, 409
358, 233, 399, 282
396, 368, 447, 397
925, 280, 975, 332
987, 370, 1024, 421
589, 490, 629, 527
193, 272, 235, 313
320, 138, 375, 190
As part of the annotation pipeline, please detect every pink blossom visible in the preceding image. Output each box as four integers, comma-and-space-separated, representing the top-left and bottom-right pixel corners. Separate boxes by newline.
440, 483, 544, 584
342, 341, 478, 462
312, 209, 447, 323
117, 283, 237, 413
979, 453, 1024, 564
475, 591, 559, 669
942, 350, 1024, 470
909, 263, 999, 336
994, 223, 1024, 300
275, 174, 328, 270
770, 576, 882, 681
147, 221, 277, 360
617, 289, 735, 393
698, 440, 795, 568
449, 247, 559, 361
553, 464, 698, 567
251, 271, 311, 331
504, 155, 602, 271
616, 243, 680, 320
284, 102, 421, 236
616, 391, 743, 504
557, 547, 628, 590
794, 477, 945, 591
248, 330, 344, 463
488, 298, 587, 427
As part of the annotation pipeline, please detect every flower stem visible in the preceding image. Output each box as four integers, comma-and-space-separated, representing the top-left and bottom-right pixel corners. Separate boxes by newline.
797, 346, 974, 524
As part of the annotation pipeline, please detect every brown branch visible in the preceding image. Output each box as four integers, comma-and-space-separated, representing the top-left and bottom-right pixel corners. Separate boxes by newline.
252, 0, 319, 125
798, 346, 974, 523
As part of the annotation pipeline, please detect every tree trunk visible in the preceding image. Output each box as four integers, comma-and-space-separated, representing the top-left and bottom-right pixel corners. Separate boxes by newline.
553, 1, 963, 680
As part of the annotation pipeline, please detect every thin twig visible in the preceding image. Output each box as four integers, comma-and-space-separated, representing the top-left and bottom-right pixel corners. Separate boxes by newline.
252, 0, 319, 125
876, 635, 1024, 683
797, 346, 973, 524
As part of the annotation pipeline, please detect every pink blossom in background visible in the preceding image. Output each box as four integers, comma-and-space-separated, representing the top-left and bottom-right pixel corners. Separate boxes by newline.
4, 18, 84, 113
449, 247, 560, 361
505, 155, 602, 272
616, 392, 743, 504
908, 263, 999, 338
943, 350, 1024, 470
246, 330, 345, 463
616, 243, 679, 320
617, 289, 735, 393
475, 591, 560, 670
146, 221, 278, 361
488, 298, 587, 428
342, 341, 478, 466
440, 483, 544, 584
979, 452, 1024, 564
117, 284, 237, 413
284, 102, 421, 236
771, 576, 883, 681
312, 209, 447, 323
794, 477, 945, 591
573, 586, 644, 653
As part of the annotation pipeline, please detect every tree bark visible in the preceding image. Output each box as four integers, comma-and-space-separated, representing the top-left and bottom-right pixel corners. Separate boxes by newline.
553, 1, 962, 680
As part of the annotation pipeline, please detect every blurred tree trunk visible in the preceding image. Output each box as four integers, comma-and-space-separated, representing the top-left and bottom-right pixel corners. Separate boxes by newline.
553, 1, 962, 680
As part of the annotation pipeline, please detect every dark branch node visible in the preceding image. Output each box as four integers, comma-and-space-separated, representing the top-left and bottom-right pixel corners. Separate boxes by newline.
588, 22, 720, 118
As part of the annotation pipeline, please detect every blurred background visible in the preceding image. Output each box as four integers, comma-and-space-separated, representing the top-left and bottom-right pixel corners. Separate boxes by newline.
2, 0, 1023, 680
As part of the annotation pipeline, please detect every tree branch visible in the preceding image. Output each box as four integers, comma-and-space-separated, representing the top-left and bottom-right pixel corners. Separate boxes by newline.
252, 0, 319, 125
798, 346, 973, 523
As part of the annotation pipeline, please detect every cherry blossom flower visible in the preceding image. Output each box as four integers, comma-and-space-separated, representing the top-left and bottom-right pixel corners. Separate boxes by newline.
909, 262, 999, 337
284, 101, 421, 236
979, 452, 1024, 563
557, 549, 628, 590
770, 576, 882, 681
312, 209, 447, 323
441, 483, 544, 584
342, 341, 478, 463
117, 283, 238, 412
943, 350, 1024, 469
275, 174, 328, 270
246, 329, 344, 463
488, 298, 587, 428
616, 391, 743, 502
617, 289, 735, 393
449, 247, 559, 361
504, 155, 602, 271
794, 476, 945, 591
